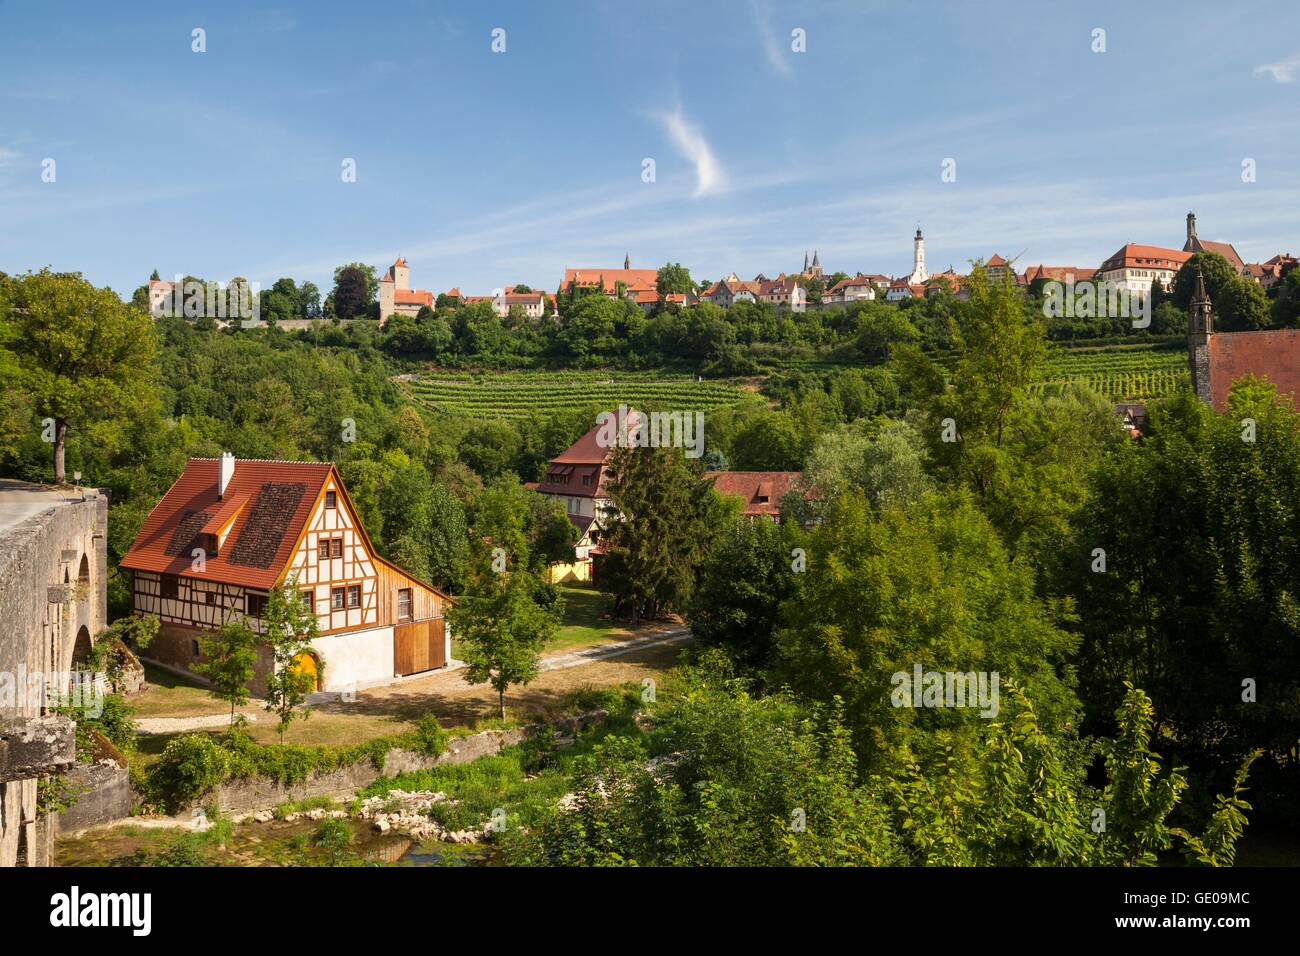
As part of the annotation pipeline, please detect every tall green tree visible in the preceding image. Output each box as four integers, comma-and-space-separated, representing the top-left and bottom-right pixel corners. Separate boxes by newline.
656, 262, 694, 296
600, 444, 723, 619
3, 269, 159, 482
194, 619, 258, 727
447, 547, 560, 719
261, 580, 322, 742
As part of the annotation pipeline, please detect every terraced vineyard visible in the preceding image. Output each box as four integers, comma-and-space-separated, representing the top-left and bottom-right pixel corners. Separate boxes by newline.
403, 370, 751, 421
1039, 345, 1189, 401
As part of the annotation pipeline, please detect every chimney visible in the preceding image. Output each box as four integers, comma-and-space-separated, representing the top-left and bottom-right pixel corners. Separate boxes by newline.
218, 452, 235, 499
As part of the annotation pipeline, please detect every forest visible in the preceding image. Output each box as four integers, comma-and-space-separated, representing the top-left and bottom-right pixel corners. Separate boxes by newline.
2, 259, 1297, 866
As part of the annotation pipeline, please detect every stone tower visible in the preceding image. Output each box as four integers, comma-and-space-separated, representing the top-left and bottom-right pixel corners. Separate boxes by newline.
811, 250, 822, 277
1186, 212, 1198, 246
1188, 267, 1214, 404
908, 227, 928, 284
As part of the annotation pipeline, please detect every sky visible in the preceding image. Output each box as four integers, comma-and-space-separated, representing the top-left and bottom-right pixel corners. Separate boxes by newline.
2, 0, 1300, 299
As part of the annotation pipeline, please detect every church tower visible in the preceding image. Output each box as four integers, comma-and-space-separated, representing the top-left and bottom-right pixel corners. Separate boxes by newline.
624, 252, 630, 270
908, 227, 928, 284
811, 250, 822, 277
1188, 268, 1214, 404
803, 251, 810, 274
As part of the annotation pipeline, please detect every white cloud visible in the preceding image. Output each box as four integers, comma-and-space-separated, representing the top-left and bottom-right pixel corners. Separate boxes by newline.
658, 109, 725, 198
751, 0, 792, 77
1253, 53, 1300, 83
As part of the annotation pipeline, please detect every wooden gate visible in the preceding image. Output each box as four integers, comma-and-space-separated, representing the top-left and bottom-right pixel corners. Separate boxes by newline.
394, 618, 446, 676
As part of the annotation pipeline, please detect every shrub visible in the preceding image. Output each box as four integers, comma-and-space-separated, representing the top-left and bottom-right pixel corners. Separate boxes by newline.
152, 735, 230, 810
408, 714, 448, 758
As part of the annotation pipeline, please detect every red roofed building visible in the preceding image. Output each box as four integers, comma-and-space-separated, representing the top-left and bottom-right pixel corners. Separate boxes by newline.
120, 455, 452, 693
705, 471, 812, 521
1183, 212, 1245, 272
562, 264, 659, 297
1023, 264, 1097, 286
532, 408, 645, 580
1097, 243, 1191, 294
1187, 269, 1300, 412
378, 257, 436, 328
701, 273, 762, 307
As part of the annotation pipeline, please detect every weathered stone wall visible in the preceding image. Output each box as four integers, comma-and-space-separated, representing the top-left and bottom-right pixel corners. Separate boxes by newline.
56, 763, 132, 835
0, 484, 108, 866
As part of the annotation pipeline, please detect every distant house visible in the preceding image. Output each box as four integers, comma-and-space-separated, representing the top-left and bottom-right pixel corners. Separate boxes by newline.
120, 455, 452, 694
705, 471, 812, 522
531, 408, 644, 582
885, 278, 927, 302
1115, 403, 1148, 438
1187, 270, 1300, 412
823, 274, 877, 306
562, 259, 659, 299
1022, 264, 1097, 286
1097, 243, 1190, 294
701, 274, 761, 308
757, 275, 807, 311
985, 253, 1012, 283
378, 257, 435, 327
1243, 254, 1297, 291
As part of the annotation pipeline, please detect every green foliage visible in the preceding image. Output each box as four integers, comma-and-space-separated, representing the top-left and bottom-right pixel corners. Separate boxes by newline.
448, 553, 560, 718
194, 619, 258, 727
686, 516, 801, 671
600, 445, 724, 619
261, 580, 322, 742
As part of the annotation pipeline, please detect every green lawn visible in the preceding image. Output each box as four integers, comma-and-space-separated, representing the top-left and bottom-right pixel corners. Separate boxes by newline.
550, 584, 641, 651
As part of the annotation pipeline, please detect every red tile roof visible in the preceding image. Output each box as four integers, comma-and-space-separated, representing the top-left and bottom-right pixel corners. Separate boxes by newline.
394, 290, 434, 306
563, 268, 658, 294
987, 253, 1007, 267
1208, 330, 1300, 412
1100, 244, 1191, 271
121, 459, 333, 590
705, 471, 808, 518
552, 407, 642, 465
1197, 240, 1244, 271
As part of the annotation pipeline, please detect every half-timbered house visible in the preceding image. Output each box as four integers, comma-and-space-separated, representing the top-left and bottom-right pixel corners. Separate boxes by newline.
120, 455, 452, 694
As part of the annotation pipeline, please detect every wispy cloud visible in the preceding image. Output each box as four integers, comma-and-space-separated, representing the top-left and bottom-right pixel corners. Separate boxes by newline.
1254, 53, 1300, 83
657, 108, 725, 198
751, 0, 792, 77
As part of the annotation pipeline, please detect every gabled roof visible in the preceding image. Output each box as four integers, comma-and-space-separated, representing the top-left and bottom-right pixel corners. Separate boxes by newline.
1100, 244, 1191, 271
120, 459, 333, 590
563, 268, 658, 294
552, 407, 643, 465
121, 458, 454, 600
987, 253, 1007, 267
705, 471, 810, 518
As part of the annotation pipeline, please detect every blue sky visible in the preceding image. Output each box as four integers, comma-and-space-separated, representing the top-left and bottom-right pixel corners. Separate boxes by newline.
3, 0, 1299, 299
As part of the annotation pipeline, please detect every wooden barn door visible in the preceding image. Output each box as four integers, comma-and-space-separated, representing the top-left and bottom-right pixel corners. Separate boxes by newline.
394, 618, 446, 677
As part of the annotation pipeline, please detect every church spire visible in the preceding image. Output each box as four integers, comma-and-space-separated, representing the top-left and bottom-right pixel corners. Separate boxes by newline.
803, 251, 809, 272
624, 252, 630, 270
1188, 267, 1214, 404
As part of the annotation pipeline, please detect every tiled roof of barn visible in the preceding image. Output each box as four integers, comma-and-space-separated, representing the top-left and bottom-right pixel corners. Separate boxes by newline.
120, 459, 333, 590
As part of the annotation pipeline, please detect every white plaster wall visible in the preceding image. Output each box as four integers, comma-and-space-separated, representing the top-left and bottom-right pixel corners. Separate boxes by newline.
312, 625, 393, 692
